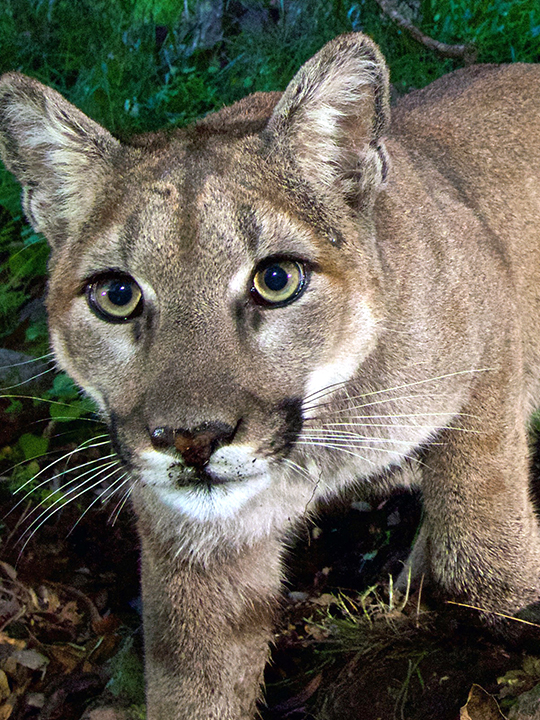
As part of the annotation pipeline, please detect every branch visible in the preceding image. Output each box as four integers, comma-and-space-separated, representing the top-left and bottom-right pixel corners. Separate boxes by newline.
374, 0, 477, 64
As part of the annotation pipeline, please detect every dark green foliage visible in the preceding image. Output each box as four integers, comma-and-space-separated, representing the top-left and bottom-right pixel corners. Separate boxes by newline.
0, 0, 539, 487
423, 0, 540, 63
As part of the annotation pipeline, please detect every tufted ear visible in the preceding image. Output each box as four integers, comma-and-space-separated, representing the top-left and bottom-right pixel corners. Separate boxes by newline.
0, 73, 119, 247
266, 33, 390, 211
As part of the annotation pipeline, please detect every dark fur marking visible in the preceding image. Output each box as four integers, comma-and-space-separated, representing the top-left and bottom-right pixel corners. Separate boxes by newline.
237, 204, 261, 255
233, 299, 248, 342
121, 210, 142, 267
250, 307, 262, 333
274, 397, 303, 456
107, 410, 131, 466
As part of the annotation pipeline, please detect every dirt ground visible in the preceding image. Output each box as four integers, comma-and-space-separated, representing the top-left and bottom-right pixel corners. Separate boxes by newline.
0, 477, 539, 720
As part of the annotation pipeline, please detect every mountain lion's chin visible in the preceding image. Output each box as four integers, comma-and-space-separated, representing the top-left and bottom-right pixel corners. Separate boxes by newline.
136, 447, 273, 520
153, 476, 273, 522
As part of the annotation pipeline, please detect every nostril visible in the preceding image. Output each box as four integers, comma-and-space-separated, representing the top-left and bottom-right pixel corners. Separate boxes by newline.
174, 422, 237, 469
148, 421, 238, 470
149, 426, 175, 449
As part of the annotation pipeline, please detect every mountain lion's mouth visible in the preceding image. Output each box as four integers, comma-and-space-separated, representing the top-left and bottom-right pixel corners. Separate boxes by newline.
173, 467, 233, 488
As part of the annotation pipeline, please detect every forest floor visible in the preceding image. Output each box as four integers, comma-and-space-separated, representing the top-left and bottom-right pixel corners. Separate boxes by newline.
0, 470, 539, 720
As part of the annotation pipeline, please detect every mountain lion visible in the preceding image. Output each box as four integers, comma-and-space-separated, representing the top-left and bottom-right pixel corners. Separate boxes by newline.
1, 31, 540, 720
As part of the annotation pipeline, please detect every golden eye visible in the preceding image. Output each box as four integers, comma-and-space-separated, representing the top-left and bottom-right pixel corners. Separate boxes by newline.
87, 274, 143, 322
251, 259, 307, 307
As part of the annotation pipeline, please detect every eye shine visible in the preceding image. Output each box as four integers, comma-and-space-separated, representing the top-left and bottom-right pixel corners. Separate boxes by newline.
251, 259, 306, 307
86, 274, 143, 322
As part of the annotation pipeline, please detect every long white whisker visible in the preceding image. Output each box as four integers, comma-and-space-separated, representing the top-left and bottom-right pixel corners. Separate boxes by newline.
301, 430, 434, 445
302, 379, 349, 404
0, 365, 57, 390
311, 421, 480, 433
303, 392, 454, 415
281, 457, 316, 484
18, 462, 123, 553
302, 368, 491, 413
0, 352, 55, 368
354, 368, 492, 398
68, 470, 129, 535
15, 456, 119, 509
17, 459, 120, 526
108, 480, 133, 525
4, 435, 109, 479
328, 411, 468, 420
14, 438, 112, 493
298, 439, 401, 454
296, 439, 379, 466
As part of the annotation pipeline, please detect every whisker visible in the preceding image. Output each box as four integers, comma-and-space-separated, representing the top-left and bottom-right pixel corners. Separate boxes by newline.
30, 416, 104, 427
302, 368, 491, 414
14, 456, 119, 510
108, 481, 133, 525
281, 457, 316, 484
68, 470, 130, 535
310, 421, 480, 434
303, 392, 454, 415
0, 365, 57, 390
302, 379, 349, 405
328, 411, 468, 420
301, 360, 466, 409
301, 430, 431, 445
0, 352, 55, 368
297, 439, 431, 470
0, 394, 92, 410
296, 439, 379, 466
356, 368, 492, 395
13, 437, 112, 493
18, 462, 123, 554
304, 395, 479, 420
3, 434, 110, 480
298, 439, 401, 454
282, 457, 327, 509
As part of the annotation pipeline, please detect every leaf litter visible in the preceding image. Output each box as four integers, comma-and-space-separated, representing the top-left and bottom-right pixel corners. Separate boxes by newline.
0, 465, 539, 718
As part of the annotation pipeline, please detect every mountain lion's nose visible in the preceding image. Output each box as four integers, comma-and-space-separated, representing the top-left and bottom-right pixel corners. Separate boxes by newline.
149, 422, 237, 469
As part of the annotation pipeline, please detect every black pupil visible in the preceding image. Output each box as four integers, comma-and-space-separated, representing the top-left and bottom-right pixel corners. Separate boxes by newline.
107, 280, 133, 307
264, 265, 289, 292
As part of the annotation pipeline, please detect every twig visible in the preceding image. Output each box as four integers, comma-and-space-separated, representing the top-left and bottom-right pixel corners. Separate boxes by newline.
48, 582, 102, 627
446, 600, 540, 628
375, 0, 477, 64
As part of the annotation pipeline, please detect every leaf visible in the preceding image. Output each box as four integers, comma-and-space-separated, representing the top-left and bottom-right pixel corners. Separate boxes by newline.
0, 563, 17, 581
48, 373, 79, 401
11, 649, 48, 672
460, 684, 507, 720
507, 682, 540, 719
0, 671, 10, 702
58, 600, 83, 627
47, 645, 86, 673
0, 701, 13, 720
17, 433, 49, 461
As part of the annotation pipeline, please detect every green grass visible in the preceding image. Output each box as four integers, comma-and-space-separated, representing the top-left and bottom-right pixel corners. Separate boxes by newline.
0, 0, 539, 484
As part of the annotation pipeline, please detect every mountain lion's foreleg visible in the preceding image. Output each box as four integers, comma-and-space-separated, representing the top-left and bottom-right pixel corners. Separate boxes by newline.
139, 532, 282, 720
407, 377, 540, 624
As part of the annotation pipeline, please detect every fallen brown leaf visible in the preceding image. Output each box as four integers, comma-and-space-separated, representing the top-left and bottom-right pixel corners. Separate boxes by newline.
12, 649, 48, 672
460, 684, 507, 720
0, 672, 9, 703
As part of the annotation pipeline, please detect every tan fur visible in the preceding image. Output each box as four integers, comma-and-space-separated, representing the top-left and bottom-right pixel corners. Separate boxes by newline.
1, 33, 540, 719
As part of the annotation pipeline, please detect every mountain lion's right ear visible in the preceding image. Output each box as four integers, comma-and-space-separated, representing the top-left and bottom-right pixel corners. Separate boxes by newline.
0, 73, 119, 247
266, 33, 390, 212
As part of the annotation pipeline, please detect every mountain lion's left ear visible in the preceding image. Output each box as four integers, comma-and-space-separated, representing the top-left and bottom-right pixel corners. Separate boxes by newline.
0, 73, 119, 248
266, 32, 390, 211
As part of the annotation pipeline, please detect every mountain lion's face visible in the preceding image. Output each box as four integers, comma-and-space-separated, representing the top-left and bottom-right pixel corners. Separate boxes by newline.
46, 123, 386, 525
